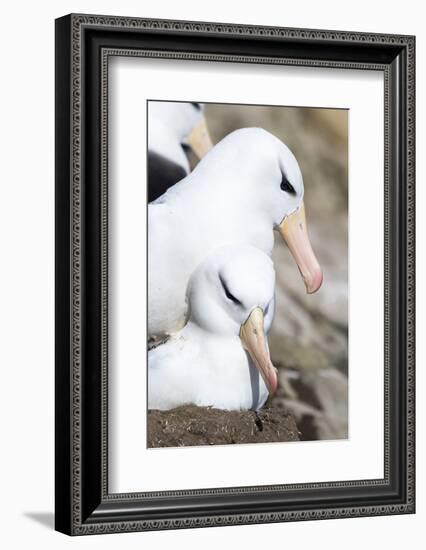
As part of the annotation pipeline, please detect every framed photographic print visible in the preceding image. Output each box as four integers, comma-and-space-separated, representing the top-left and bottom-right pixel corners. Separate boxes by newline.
55, 14, 415, 535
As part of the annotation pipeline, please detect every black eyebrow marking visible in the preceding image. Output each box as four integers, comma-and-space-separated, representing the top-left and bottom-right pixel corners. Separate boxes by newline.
280, 173, 296, 195
191, 102, 202, 110
219, 275, 242, 306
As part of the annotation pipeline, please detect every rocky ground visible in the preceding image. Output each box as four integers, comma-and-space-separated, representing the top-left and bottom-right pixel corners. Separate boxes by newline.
148, 406, 299, 447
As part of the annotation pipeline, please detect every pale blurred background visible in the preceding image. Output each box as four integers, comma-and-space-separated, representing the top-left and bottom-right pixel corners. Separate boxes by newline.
204, 104, 348, 441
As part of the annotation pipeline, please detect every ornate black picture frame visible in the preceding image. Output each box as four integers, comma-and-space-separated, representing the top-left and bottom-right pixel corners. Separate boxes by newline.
55, 13, 415, 535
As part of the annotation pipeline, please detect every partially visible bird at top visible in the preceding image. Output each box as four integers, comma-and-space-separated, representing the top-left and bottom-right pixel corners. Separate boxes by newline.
148, 101, 214, 202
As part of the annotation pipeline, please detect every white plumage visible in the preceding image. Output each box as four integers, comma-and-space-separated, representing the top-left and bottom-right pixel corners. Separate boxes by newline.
148, 101, 204, 173
148, 127, 322, 338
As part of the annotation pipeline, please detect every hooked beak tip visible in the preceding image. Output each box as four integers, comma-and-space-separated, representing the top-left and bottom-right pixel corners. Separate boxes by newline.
268, 369, 279, 394
305, 268, 323, 294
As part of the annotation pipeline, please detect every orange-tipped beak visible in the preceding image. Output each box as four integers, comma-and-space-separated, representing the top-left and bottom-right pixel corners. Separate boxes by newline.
186, 118, 214, 159
278, 202, 323, 294
239, 307, 278, 395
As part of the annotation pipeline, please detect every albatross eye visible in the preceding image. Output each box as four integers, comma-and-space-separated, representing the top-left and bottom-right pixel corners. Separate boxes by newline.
219, 275, 242, 306
280, 174, 296, 195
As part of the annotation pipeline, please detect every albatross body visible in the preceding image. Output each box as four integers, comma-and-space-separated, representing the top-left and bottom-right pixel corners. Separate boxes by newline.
148, 245, 277, 411
148, 127, 323, 338
148, 101, 213, 202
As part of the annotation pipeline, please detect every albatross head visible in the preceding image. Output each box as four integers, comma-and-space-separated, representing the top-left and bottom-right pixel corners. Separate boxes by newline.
187, 245, 278, 394
194, 127, 323, 294
149, 101, 213, 160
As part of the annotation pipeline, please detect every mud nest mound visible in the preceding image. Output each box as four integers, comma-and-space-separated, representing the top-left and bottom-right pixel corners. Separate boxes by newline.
148, 405, 300, 448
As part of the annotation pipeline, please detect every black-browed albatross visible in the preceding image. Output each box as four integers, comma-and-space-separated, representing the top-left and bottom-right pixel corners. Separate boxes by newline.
148, 101, 213, 202
148, 127, 323, 339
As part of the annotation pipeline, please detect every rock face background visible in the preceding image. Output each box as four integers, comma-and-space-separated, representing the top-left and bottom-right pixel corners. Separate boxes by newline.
204, 104, 349, 441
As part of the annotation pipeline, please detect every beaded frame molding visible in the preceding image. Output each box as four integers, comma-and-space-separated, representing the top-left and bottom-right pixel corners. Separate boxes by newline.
55, 14, 415, 536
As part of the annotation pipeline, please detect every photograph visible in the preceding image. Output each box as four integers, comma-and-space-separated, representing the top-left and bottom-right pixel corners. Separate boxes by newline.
147, 100, 348, 448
